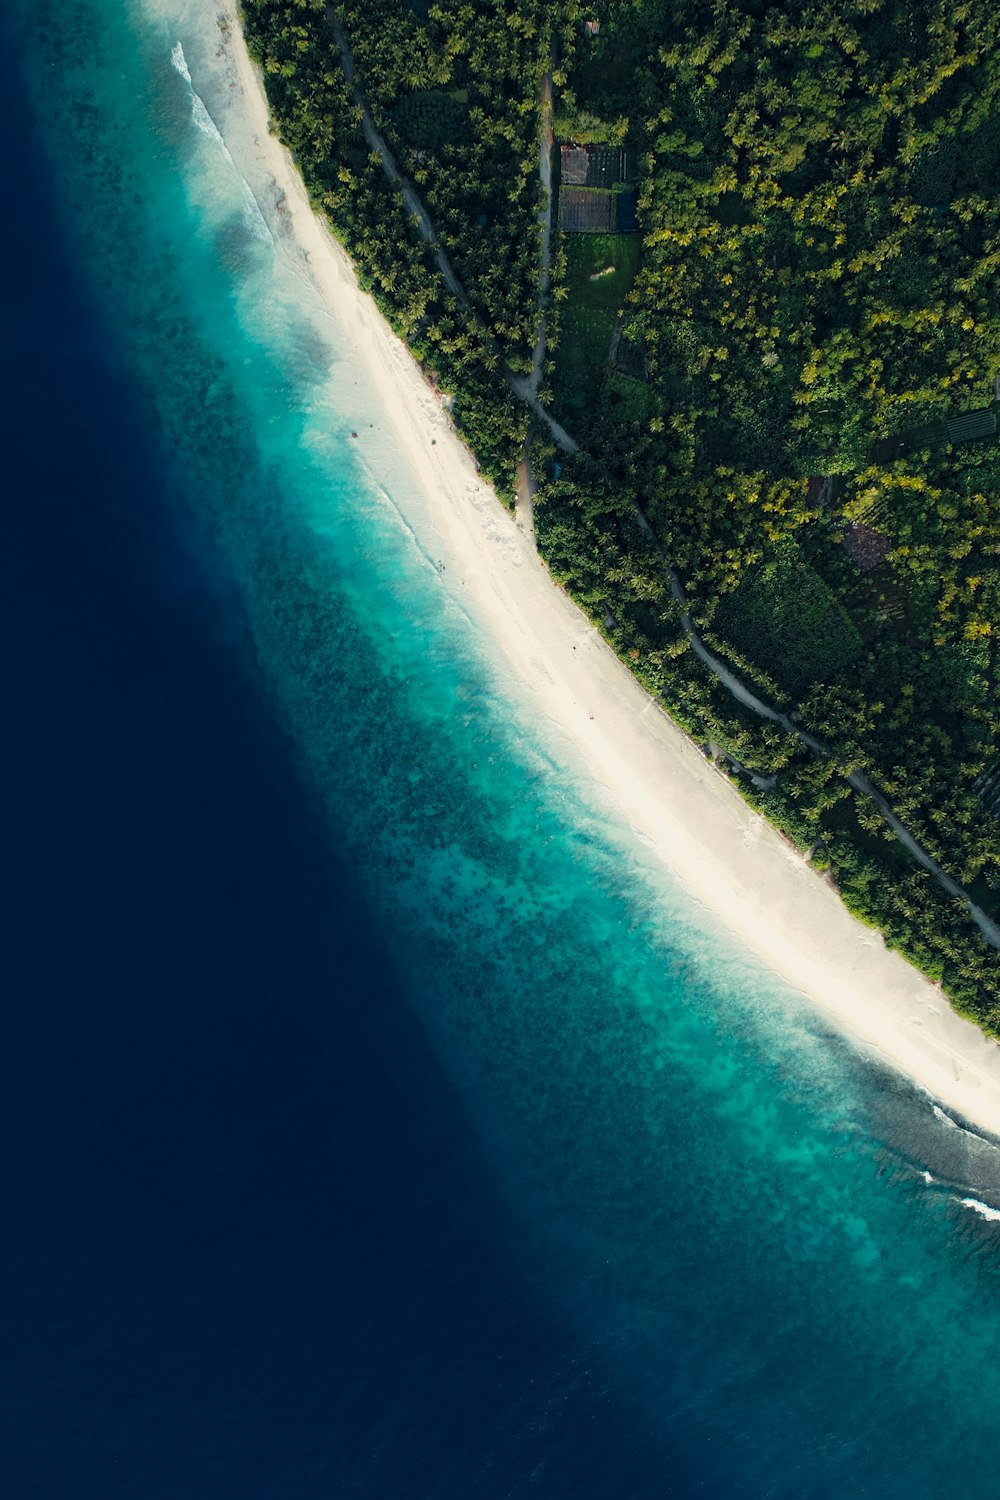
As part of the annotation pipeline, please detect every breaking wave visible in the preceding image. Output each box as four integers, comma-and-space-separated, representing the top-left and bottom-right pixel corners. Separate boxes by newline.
960, 1197, 1000, 1222
170, 40, 272, 245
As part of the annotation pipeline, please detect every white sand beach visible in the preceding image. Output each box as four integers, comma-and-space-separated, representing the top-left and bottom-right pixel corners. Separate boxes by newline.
211, 7, 1000, 1138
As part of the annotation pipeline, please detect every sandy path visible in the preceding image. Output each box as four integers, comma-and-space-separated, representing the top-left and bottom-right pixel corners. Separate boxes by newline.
214, 9, 1000, 1139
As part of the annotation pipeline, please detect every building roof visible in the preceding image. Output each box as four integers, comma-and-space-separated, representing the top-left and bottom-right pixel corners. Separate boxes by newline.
843, 521, 890, 573
558, 186, 638, 233
806, 476, 833, 509
946, 409, 997, 445
559, 143, 635, 190
615, 188, 638, 232
560, 146, 590, 186
559, 187, 616, 232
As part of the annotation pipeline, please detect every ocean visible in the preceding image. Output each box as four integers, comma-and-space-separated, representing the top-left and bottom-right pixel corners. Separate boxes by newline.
4, 2, 1000, 1495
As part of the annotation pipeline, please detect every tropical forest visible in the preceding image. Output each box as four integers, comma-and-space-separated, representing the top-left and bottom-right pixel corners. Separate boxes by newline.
241, 0, 1000, 1030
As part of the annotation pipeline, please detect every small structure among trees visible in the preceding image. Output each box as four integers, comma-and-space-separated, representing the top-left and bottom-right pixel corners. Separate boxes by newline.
557, 143, 638, 233
872, 400, 998, 461
560, 144, 635, 188
842, 521, 891, 573
946, 408, 997, 445
806, 475, 833, 510
973, 760, 1000, 823
558, 187, 638, 232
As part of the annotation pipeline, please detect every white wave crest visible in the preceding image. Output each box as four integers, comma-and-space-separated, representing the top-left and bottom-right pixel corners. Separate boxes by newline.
191, 90, 225, 147
931, 1102, 999, 1152
170, 40, 191, 85
960, 1197, 1000, 1222
240, 187, 275, 245
170, 41, 273, 245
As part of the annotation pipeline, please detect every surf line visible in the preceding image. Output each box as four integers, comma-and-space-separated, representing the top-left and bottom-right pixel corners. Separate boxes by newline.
170, 41, 273, 245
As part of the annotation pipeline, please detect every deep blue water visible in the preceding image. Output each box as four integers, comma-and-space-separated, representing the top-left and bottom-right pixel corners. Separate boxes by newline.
6, 3, 1000, 1496
0, 19, 664, 1500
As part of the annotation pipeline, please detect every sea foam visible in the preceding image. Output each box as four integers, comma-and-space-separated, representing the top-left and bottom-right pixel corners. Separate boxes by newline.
24, 1, 1000, 1491
960, 1197, 1000, 1222
170, 41, 272, 245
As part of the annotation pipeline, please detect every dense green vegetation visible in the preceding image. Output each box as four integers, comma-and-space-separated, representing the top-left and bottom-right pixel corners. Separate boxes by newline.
240, 0, 557, 492
392, 89, 469, 155
550, 233, 641, 423
242, 0, 1000, 1031
713, 542, 861, 698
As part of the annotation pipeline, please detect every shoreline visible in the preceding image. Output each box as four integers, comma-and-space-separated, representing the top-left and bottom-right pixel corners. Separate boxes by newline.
215, 8, 1000, 1140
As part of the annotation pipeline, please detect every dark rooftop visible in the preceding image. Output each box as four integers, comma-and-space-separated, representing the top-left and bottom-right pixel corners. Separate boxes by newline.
806, 476, 833, 509
558, 186, 638, 234
560, 146, 590, 186
843, 521, 890, 573
946, 408, 997, 445
559, 143, 636, 190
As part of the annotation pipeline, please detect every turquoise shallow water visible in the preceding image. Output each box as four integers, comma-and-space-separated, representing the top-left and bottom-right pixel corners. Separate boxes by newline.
10, 0, 1000, 1493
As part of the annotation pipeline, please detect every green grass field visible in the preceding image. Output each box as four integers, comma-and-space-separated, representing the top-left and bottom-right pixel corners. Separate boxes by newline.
552, 233, 641, 425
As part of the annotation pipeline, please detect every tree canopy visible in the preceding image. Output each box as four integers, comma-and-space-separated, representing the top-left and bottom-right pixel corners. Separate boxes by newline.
243, 0, 1000, 1029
